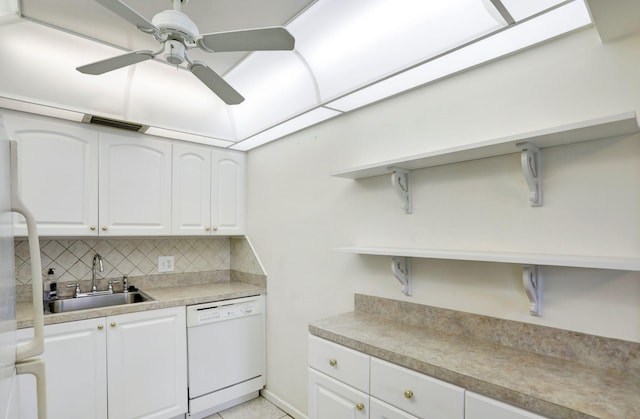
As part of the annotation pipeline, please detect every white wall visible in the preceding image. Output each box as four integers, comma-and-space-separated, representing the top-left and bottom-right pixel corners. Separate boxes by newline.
247, 27, 640, 416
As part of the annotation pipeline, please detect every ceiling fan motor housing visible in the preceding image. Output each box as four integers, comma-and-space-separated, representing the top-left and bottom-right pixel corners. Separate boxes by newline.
152, 9, 199, 42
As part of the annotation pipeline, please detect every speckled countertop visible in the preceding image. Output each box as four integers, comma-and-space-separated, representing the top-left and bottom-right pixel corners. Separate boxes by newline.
309, 295, 640, 419
17, 281, 265, 329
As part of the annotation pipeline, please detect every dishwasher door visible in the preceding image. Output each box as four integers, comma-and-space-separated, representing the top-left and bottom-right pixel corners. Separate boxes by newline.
187, 296, 265, 399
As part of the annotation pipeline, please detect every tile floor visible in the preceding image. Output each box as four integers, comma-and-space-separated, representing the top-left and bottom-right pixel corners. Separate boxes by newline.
204, 396, 293, 419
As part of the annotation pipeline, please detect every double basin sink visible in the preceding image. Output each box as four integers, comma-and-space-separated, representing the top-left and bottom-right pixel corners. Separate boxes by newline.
48, 290, 153, 314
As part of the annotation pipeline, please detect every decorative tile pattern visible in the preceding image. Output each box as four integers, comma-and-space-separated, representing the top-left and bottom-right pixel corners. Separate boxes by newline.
14, 237, 232, 285
231, 237, 265, 275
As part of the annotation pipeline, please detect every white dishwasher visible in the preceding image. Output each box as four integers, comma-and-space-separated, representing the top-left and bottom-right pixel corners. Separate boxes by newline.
186, 295, 265, 418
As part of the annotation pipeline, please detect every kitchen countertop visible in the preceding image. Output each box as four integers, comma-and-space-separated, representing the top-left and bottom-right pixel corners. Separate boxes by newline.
17, 281, 265, 329
309, 295, 640, 419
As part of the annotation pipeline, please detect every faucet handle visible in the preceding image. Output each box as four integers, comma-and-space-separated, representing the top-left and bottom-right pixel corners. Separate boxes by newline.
107, 280, 120, 293
66, 283, 81, 297
122, 275, 129, 292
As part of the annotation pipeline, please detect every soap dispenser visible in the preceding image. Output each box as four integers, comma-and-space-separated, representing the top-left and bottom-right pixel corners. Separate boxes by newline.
45, 268, 57, 301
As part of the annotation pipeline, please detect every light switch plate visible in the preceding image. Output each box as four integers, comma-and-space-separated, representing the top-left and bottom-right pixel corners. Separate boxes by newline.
158, 256, 175, 272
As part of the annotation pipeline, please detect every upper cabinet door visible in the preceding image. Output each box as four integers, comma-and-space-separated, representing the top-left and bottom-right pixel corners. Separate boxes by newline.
99, 133, 172, 236
3, 111, 99, 236
211, 150, 246, 235
172, 143, 212, 236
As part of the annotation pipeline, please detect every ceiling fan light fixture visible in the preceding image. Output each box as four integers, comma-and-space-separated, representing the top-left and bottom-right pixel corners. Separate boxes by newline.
164, 40, 186, 65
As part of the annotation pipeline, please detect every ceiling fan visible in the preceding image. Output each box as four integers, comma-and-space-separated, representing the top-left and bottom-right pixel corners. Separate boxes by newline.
76, 0, 296, 105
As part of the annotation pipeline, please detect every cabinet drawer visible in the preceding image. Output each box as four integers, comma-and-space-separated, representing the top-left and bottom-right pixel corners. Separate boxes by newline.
309, 335, 370, 393
370, 358, 464, 419
465, 392, 547, 419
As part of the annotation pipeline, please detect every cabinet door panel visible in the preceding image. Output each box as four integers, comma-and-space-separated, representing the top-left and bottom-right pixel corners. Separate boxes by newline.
4, 111, 99, 236
172, 143, 211, 235
107, 307, 187, 419
17, 318, 108, 419
370, 397, 419, 419
211, 150, 245, 235
99, 133, 172, 235
308, 369, 368, 419
465, 392, 547, 419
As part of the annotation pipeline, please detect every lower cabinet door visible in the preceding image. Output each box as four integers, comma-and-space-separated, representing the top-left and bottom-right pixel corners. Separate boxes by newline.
17, 318, 108, 419
107, 307, 188, 419
308, 368, 368, 419
370, 397, 419, 419
465, 392, 547, 419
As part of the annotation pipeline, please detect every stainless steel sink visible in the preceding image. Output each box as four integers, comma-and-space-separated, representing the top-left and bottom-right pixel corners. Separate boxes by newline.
48, 291, 153, 314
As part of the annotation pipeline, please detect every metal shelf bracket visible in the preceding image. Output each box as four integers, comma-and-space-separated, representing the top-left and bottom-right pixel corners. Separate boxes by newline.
522, 265, 542, 316
391, 256, 412, 296
389, 167, 412, 214
516, 142, 542, 207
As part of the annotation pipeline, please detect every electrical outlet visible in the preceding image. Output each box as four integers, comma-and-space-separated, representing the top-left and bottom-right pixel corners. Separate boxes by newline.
158, 256, 175, 273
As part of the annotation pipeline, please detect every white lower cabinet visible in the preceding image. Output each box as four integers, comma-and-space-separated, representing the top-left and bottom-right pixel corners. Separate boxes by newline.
18, 307, 187, 419
308, 369, 368, 419
107, 307, 188, 419
18, 317, 108, 419
309, 336, 546, 419
465, 392, 546, 419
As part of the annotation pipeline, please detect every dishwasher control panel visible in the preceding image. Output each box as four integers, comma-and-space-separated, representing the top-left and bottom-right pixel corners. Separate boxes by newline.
186, 295, 263, 327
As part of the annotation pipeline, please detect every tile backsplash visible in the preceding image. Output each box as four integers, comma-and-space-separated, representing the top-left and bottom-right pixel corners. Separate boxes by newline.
15, 236, 264, 285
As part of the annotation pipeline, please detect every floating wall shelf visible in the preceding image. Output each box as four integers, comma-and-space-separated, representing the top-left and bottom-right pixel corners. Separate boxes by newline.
332, 112, 640, 209
335, 246, 640, 315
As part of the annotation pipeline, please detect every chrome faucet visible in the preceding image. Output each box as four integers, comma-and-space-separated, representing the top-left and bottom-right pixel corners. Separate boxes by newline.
91, 253, 104, 292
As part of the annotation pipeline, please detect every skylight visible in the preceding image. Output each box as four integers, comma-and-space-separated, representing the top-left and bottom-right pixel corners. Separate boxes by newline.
229, 0, 592, 150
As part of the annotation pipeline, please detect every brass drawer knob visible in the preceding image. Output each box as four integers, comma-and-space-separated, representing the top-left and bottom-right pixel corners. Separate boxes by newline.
404, 390, 414, 399
110, 322, 116, 328
205, 226, 211, 231
97, 324, 103, 330
356, 403, 365, 411
89, 225, 96, 231
329, 359, 337, 367
101, 226, 108, 231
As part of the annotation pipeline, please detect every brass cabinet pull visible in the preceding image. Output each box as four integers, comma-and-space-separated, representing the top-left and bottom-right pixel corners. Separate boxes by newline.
89, 225, 96, 231
329, 359, 337, 367
110, 322, 116, 328
213, 226, 218, 231
404, 390, 414, 399
205, 226, 211, 231
356, 403, 365, 411
97, 324, 103, 330
101, 226, 108, 231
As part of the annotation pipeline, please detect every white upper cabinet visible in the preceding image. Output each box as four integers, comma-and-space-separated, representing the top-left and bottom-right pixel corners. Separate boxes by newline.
173, 144, 246, 236
99, 132, 173, 236
172, 142, 212, 235
4, 111, 99, 236
3, 110, 246, 237
211, 149, 246, 235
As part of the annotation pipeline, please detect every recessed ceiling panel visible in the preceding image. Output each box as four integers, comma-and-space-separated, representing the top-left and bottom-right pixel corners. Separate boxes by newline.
0, 20, 128, 117
126, 60, 236, 140
227, 51, 319, 139
500, 0, 566, 21
288, 0, 506, 102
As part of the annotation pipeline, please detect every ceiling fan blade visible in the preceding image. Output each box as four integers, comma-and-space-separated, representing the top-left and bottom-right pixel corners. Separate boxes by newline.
198, 27, 295, 52
77, 50, 155, 75
95, 0, 157, 32
189, 62, 245, 105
